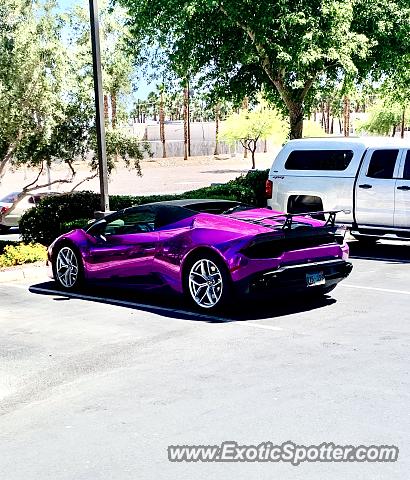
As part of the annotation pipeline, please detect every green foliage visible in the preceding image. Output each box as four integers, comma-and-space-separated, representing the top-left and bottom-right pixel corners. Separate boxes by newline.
303, 120, 327, 138
20, 191, 101, 246
221, 107, 288, 168
20, 171, 269, 245
62, 219, 91, 232
0, 240, 19, 255
0, 0, 145, 200
118, 0, 410, 138
222, 108, 288, 146
357, 100, 409, 136
0, 0, 71, 176
0, 243, 47, 268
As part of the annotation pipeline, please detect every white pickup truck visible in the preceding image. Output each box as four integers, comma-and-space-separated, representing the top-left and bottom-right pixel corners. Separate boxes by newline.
266, 137, 410, 242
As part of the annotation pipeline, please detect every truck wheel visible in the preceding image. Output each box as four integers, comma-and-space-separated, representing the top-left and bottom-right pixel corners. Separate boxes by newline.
351, 234, 378, 245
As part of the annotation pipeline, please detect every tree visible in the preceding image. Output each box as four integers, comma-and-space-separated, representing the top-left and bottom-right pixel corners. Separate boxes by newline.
221, 107, 287, 169
117, 0, 410, 139
0, 0, 68, 181
357, 99, 410, 137
67, 0, 135, 130
0, 0, 149, 224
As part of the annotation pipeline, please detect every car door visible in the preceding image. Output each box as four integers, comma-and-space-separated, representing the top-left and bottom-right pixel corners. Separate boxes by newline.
394, 149, 410, 229
355, 148, 400, 227
86, 207, 159, 282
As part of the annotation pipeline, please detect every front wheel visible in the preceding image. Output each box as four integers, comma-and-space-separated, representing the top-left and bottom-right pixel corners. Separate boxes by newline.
184, 254, 231, 311
53, 245, 83, 290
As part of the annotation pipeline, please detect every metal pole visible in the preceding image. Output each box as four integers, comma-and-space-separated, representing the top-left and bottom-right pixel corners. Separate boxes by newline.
89, 0, 110, 213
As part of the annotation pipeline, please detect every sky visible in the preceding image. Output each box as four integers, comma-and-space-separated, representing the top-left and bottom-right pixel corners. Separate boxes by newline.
57, 0, 154, 99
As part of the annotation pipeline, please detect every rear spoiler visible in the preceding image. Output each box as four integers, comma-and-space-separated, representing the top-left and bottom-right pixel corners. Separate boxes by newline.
231, 209, 351, 231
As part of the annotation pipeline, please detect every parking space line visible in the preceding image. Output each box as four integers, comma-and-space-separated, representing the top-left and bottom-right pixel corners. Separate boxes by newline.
350, 255, 410, 263
341, 284, 410, 296
238, 323, 284, 332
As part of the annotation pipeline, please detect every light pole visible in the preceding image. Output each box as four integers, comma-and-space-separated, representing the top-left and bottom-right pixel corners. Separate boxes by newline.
89, 0, 110, 213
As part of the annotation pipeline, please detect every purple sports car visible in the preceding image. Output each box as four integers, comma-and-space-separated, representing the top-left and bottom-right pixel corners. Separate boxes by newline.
47, 199, 352, 310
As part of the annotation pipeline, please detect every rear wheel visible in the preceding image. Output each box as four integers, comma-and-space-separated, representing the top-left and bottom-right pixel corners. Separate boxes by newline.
184, 254, 231, 311
53, 245, 83, 290
351, 234, 378, 245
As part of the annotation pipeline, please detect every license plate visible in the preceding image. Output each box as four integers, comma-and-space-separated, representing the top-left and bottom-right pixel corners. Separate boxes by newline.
306, 271, 325, 287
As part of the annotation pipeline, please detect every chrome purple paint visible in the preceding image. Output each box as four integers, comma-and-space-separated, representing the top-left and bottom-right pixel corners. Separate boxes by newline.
48, 207, 350, 295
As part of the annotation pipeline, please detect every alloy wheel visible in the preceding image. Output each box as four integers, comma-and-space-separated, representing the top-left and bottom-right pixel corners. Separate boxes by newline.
56, 246, 79, 288
188, 258, 223, 308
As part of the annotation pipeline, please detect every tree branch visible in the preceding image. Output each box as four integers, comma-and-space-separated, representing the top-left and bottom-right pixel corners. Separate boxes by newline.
0, 170, 75, 222
70, 173, 98, 192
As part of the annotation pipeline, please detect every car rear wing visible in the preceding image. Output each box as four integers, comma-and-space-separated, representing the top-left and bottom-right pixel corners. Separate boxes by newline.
230, 209, 351, 231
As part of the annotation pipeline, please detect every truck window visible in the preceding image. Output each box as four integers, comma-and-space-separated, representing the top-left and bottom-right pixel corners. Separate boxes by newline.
366, 150, 398, 179
284, 150, 353, 170
403, 151, 410, 180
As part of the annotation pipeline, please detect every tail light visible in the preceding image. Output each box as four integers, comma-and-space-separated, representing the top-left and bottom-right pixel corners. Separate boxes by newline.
0, 206, 10, 215
265, 179, 273, 199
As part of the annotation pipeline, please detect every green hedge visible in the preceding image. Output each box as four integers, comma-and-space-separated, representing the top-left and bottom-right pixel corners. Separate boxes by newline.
20, 169, 269, 245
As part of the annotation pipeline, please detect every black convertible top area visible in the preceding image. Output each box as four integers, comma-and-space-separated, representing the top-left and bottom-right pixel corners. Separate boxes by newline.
86, 199, 255, 234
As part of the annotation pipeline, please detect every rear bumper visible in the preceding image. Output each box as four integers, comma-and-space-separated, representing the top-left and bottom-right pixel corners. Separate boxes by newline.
236, 259, 353, 296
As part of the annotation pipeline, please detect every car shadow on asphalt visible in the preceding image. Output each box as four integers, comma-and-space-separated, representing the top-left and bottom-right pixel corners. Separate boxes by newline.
28, 281, 336, 324
348, 240, 410, 264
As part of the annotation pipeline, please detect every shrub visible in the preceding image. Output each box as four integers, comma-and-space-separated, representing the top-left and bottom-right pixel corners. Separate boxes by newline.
62, 219, 93, 232
20, 169, 269, 245
0, 240, 19, 255
0, 243, 47, 268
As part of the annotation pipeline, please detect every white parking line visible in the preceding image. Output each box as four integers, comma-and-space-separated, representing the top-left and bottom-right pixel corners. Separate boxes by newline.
238, 323, 284, 332
351, 255, 410, 264
341, 284, 410, 296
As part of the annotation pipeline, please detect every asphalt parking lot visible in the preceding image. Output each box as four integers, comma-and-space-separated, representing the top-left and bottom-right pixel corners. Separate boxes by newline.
0, 240, 409, 479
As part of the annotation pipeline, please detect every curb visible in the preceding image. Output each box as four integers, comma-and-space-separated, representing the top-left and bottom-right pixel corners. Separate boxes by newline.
0, 262, 49, 283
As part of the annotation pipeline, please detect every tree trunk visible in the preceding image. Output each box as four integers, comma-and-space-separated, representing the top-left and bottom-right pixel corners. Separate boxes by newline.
320, 102, 325, 129
392, 125, 397, 137
214, 103, 220, 155
242, 96, 249, 158
111, 93, 117, 130
343, 96, 350, 137
250, 140, 257, 169
159, 90, 166, 158
401, 107, 406, 139
289, 103, 304, 140
183, 85, 189, 161
0, 136, 21, 182
326, 101, 330, 134
104, 95, 109, 124
330, 117, 334, 135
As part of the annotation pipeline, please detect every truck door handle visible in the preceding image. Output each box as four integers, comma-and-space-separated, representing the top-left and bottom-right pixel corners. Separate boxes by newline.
397, 185, 410, 191
358, 184, 373, 189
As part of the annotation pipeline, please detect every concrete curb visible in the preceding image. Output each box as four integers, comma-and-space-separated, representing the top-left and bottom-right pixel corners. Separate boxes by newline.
0, 262, 49, 283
